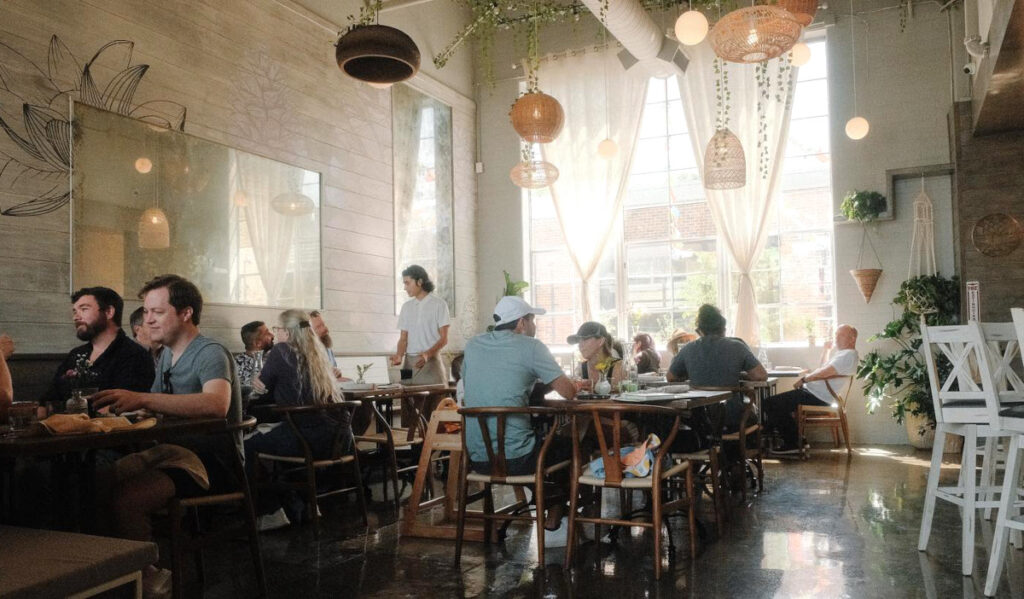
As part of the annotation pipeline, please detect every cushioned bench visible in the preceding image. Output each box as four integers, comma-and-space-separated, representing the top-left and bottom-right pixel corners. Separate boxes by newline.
0, 525, 157, 598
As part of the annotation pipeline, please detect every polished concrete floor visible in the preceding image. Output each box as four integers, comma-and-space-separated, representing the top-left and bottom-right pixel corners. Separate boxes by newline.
199, 446, 1024, 598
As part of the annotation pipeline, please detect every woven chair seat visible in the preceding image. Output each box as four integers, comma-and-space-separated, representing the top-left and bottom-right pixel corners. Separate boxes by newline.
465, 459, 570, 485
355, 428, 424, 447
256, 453, 356, 468
577, 460, 690, 489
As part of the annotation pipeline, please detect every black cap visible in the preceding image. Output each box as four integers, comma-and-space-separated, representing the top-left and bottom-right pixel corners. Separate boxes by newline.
567, 321, 608, 344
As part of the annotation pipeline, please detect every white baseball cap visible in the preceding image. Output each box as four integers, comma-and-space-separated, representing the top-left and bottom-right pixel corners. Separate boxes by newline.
493, 296, 546, 327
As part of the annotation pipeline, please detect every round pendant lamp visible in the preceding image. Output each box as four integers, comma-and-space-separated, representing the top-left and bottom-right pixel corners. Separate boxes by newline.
674, 9, 709, 46
777, 0, 818, 27
703, 129, 746, 190
509, 92, 565, 143
708, 5, 801, 63
510, 160, 559, 189
336, 24, 420, 84
597, 138, 619, 159
791, 41, 812, 66
134, 157, 153, 174
845, 116, 870, 140
271, 192, 316, 216
138, 207, 170, 249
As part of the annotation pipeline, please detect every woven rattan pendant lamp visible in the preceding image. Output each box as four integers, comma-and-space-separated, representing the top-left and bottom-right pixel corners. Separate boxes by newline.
708, 4, 801, 63
703, 128, 746, 189
510, 159, 559, 188
778, 0, 818, 27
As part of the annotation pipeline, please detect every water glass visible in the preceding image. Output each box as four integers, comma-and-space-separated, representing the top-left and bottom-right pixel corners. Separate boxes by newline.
8, 401, 38, 431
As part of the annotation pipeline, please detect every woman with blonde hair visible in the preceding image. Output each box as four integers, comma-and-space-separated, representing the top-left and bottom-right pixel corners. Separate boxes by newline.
247, 309, 350, 524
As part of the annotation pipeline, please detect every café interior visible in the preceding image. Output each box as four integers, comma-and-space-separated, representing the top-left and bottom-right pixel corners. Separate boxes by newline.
1, 0, 1024, 597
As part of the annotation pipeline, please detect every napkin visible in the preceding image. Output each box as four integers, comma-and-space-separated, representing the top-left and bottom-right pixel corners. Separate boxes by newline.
39, 413, 158, 435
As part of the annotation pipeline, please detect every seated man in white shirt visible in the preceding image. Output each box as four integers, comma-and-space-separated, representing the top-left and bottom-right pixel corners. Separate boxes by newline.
764, 325, 858, 454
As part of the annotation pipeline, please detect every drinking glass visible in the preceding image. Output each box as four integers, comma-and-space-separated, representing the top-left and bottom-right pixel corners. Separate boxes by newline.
7, 401, 38, 432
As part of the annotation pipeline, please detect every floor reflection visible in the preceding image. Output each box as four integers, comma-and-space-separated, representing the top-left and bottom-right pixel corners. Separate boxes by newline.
194, 445, 1023, 598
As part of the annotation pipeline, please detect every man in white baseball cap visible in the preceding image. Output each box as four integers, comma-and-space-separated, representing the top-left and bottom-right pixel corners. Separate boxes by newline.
461, 294, 577, 530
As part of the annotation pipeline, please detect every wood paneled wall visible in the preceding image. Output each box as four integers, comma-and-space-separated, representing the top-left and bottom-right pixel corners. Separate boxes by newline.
951, 101, 1024, 321
0, 0, 478, 355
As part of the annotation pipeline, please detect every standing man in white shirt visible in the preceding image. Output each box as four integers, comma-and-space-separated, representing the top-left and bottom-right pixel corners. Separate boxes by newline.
391, 265, 450, 386
764, 324, 859, 454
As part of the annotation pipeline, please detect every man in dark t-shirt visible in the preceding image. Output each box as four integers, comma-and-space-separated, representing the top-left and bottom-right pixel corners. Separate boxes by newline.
40, 287, 154, 404
668, 304, 766, 432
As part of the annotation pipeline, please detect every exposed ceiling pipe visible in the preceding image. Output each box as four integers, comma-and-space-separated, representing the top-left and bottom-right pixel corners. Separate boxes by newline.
576, 0, 688, 76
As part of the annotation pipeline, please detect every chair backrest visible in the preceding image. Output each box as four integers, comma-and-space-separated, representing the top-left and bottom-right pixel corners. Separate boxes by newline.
920, 319, 1003, 427
568, 403, 680, 486
273, 401, 361, 458
979, 322, 1024, 401
424, 397, 463, 452
457, 405, 563, 479
823, 376, 854, 411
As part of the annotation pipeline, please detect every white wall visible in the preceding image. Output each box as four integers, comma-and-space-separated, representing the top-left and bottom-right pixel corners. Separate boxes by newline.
473, 2, 969, 444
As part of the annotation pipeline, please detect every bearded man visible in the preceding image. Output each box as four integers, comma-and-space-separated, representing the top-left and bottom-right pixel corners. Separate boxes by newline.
41, 287, 155, 404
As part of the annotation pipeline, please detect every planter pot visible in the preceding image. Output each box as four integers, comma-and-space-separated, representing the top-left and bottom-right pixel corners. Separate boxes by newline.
904, 412, 934, 449
850, 268, 883, 303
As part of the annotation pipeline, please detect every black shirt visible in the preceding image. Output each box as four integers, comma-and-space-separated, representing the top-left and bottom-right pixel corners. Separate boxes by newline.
260, 343, 348, 431
41, 329, 156, 403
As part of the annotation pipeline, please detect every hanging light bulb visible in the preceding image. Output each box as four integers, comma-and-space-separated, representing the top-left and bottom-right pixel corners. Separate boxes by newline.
367, 81, 392, 90
134, 157, 153, 174
674, 9, 709, 46
791, 42, 812, 66
138, 207, 170, 249
845, 116, 870, 140
597, 138, 618, 159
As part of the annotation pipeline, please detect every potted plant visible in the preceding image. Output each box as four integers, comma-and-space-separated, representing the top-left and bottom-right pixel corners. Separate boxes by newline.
841, 190, 887, 303
857, 274, 960, 448
804, 319, 816, 347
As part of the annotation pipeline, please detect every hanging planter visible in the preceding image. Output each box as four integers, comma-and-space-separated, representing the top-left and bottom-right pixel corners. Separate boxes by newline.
708, 5, 801, 64
509, 91, 565, 143
842, 190, 887, 302
703, 128, 746, 190
335, 24, 421, 84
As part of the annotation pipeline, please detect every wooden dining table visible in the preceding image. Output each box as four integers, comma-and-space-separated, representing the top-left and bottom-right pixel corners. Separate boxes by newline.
0, 416, 233, 528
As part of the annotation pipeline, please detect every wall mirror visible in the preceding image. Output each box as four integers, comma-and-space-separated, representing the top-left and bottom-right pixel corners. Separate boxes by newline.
71, 102, 322, 308
393, 83, 455, 313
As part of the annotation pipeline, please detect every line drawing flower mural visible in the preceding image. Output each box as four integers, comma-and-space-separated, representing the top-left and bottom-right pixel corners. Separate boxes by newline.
0, 35, 187, 216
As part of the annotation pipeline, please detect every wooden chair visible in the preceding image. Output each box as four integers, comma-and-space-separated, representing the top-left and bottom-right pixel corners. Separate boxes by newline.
671, 444, 725, 536
918, 320, 1020, 576
796, 375, 854, 456
564, 403, 696, 580
166, 417, 267, 599
984, 307, 1024, 596
352, 389, 431, 511
253, 400, 368, 531
692, 385, 763, 500
454, 405, 570, 567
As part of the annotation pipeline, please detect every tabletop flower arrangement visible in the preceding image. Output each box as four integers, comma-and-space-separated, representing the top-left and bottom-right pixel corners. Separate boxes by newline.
355, 363, 373, 385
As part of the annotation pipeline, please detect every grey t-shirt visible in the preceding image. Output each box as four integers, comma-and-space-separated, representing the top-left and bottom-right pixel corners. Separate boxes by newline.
153, 334, 243, 457
669, 335, 761, 429
462, 330, 566, 462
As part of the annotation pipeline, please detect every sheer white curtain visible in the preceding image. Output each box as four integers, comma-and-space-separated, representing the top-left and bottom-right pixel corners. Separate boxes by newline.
233, 151, 299, 304
678, 43, 796, 346
539, 48, 648, 320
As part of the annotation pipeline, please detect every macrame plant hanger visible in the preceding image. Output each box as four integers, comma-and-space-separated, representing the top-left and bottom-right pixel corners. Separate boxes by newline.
904, 175, 940, 315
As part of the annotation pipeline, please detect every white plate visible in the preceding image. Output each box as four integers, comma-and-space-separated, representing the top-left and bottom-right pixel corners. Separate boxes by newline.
616, 392, 685, 403
771, 366, 803, 372
339, 382, 374, 390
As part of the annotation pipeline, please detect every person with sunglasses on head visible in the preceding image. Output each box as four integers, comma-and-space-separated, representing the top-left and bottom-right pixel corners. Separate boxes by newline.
246, 309, 350, 527
92, 274, 242, 595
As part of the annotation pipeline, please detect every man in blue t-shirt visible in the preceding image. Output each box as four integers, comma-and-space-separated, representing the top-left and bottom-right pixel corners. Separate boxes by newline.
462, 296, 577, 471
462, 296, 577, 529
93, 274, 242, 592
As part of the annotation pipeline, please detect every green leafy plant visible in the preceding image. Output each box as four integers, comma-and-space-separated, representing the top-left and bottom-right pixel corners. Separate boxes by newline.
355, 362, 374, 384
840, 190, 888, 223
502, 270, 529, 297
857, 274, 960, 427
